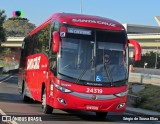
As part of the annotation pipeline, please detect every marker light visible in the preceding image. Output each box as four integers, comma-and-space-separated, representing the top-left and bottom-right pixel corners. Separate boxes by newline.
60, 26, 66, 37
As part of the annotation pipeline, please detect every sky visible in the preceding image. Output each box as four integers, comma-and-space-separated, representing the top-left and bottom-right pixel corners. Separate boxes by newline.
0, 0, 160, 26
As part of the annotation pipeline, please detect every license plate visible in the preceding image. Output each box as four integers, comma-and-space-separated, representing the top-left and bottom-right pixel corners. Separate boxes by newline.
86, 105, 99, 110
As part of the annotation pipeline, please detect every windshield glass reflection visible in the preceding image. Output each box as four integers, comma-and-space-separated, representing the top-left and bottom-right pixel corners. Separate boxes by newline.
58, 38, 95, 81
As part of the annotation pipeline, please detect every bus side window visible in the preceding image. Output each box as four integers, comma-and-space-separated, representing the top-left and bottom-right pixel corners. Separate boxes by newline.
49, 20, 59, 75
49, 51, 57, 75
21, 41, 25, 58
27, 41, 34, 55
24, 40, 29, 57
33, 34, 40, 54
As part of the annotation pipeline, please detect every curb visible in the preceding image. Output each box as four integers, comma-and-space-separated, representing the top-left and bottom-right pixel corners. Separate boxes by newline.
126, 109, 147, 116
0, 69, 18, 82
0, 74, 12, 82
126, 107, 160, 118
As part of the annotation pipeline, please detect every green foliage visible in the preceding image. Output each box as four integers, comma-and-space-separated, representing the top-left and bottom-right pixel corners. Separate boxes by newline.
3, 17, 36, 37
0, 47, 10, 55
130, 83, 160, 112
0, 61, 10, 67
37, 25, 50, 53
134, 51, 160, 68
24, 24, 50, 58
0, 47, 11, 60
0, 9, 6, 44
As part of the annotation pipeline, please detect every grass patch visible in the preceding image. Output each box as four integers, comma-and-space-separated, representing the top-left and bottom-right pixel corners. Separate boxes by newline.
0, 61, 11, 67
129, 82, 160, 112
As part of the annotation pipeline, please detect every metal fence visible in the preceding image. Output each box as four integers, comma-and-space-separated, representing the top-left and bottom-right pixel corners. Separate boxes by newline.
134, 67, 160, 75
129, 73, 160, 86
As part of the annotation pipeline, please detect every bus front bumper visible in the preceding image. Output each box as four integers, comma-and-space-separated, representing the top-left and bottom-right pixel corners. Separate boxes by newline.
49, 89, 127, 113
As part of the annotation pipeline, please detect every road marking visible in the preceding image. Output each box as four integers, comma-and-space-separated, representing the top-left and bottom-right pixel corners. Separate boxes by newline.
0, 109, 6, 115
0, 109, 18, 124
0, 76, 13, 83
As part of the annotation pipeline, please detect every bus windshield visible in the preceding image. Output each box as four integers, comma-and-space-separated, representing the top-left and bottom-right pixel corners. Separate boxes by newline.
57, 28, 128, 86
96, 42, 127, 83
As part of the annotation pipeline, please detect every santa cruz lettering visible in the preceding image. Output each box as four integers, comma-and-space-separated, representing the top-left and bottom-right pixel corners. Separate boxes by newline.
72, 19, 116, 27
27, 56, 41, 70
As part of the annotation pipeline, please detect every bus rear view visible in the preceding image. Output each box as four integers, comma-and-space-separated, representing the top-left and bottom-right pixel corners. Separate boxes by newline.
18, 13, 141, 118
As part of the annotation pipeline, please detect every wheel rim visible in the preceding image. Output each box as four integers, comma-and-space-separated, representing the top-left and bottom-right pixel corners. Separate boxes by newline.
42, 91, 46, 109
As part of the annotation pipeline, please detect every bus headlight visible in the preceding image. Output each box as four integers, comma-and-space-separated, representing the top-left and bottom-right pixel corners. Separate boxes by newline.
114, 90, 128, 97
54, 84, 72, 93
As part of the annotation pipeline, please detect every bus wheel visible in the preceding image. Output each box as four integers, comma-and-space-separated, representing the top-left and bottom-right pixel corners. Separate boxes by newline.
95, 112, 108, 118
42, 88, 53, 114
22, 82, 30, 102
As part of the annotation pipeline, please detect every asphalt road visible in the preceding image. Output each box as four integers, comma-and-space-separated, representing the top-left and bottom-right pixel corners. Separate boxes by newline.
0, 74, 158, 124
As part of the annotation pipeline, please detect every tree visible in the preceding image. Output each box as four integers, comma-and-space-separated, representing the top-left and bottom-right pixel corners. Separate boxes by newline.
134, 51, 160, 68
0, 9, 7, 58
1, 13, 36, 61
0, 9, 6, 44
3, 17, 36, 37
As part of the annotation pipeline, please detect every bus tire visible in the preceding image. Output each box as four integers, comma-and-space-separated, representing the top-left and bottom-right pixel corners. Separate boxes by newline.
42, 88, 53, 114
95, 112, 108, 118
22, 82, 30, 102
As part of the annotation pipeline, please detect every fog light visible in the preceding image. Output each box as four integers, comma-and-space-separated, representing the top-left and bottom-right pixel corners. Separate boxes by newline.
117, 103, 125, 109
57, 98, 67, 105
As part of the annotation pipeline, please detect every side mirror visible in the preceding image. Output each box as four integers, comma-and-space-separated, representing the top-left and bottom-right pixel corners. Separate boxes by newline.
128, 39, 141, 61
52, 31, 60, 53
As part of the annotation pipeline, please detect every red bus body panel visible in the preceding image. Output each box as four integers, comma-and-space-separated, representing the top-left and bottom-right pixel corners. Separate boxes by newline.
25, 53, 49, 101
30, 13, 125, 36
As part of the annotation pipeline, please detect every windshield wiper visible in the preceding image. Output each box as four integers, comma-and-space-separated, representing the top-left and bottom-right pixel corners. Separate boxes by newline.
75, 57, 95, 84
104, 62, 113, 86
113, 79, 127, 86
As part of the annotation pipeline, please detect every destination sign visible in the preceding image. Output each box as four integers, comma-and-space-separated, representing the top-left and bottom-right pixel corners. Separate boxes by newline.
67, 28, 91, 35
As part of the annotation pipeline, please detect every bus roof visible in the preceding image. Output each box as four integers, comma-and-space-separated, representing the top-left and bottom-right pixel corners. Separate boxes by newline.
30, 13, 125, 36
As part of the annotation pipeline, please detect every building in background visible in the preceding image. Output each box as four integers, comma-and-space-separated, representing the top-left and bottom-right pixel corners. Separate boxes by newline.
155, 16, 160, 26
123, 17, 160, 57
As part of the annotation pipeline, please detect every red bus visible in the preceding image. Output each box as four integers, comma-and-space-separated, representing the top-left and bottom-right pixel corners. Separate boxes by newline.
18, 13, 141, 117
